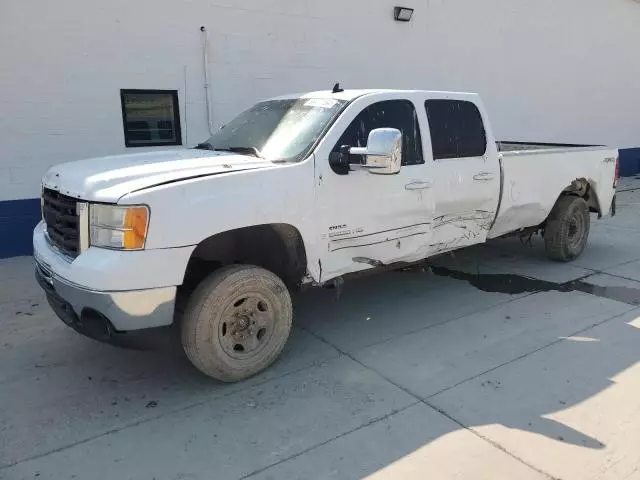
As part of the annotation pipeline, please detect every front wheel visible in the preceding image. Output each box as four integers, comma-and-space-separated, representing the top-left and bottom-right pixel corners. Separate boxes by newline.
181, 265, 292, 382
544, 195, 590, 262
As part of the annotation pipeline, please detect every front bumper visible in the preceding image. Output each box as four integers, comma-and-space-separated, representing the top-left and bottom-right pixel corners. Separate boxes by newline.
35, 258, 177, 334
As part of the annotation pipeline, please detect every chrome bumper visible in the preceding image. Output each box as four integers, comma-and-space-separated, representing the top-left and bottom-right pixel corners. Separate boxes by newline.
35, 258, 176, 334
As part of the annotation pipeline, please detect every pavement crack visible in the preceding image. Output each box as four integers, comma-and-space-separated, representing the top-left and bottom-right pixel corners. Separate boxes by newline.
349, 291, 538, 353
239, 401, 421, 480
299, 324, 555, 479
426, 305, 639, 400
422, 398, 558, 480
599, 272, 640, 284
0, 358, 335, 471
586, 256, 640, 273
301, 303, 640, 480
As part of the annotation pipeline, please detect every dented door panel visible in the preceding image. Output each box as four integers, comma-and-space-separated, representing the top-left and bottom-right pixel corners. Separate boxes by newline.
422, 97, 501, 254
313, 92, 435, 282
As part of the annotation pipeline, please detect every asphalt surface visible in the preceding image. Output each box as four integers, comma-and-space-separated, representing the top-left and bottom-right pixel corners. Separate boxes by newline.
2, 180, 640, 480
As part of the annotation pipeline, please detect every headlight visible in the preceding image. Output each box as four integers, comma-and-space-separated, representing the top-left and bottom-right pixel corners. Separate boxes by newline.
89, 204, 149, 250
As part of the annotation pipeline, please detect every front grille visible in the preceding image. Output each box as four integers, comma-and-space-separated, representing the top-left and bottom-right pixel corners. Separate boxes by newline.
42, 188, 79, 258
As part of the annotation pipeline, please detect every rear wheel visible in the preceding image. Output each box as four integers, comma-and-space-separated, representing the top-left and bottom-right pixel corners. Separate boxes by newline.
181, 265, 292, 382
544, 196, 590, 261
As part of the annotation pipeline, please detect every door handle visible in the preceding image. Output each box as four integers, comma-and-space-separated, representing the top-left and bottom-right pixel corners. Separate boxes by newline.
405, 181, 432, 190
473, 172, 495, 181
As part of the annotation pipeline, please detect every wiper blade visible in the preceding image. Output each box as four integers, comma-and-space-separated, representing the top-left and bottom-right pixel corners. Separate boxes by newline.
214, 147, 263, 158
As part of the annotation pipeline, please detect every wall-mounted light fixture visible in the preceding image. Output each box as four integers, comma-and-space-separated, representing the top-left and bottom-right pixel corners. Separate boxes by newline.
394, 6, 414, 22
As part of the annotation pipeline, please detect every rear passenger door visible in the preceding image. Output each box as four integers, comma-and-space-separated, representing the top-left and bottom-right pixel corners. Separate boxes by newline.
424, 98, 500, 252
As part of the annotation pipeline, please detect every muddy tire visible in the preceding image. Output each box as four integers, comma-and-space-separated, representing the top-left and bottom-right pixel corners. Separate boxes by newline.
544, 195, 590, 262
181, 265, 292, 382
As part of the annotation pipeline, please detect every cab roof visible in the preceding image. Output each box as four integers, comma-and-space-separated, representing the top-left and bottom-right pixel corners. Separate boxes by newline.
267, 89, 478, 102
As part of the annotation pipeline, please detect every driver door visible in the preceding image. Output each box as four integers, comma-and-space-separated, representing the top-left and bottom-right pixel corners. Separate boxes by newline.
314, 95, 434, 282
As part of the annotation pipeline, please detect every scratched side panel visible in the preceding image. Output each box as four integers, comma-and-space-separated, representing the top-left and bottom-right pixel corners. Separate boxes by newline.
328, 223, 431, 252
311, 91, 436, 282
428, 153, 500, 254
428, 210, 495, 254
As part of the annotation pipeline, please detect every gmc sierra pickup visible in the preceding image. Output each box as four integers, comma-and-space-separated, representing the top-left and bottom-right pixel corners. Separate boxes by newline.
33, 88, 618, 381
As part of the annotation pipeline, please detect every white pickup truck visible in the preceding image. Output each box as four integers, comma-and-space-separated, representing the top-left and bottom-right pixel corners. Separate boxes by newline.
33, 88, 619, 381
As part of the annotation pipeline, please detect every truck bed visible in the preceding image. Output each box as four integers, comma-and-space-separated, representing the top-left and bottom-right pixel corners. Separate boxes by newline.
488, 144, 617, 239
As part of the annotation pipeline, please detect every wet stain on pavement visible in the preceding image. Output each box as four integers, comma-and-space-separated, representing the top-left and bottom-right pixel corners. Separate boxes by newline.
431, 266, 640, 306
571, 282, 640, 306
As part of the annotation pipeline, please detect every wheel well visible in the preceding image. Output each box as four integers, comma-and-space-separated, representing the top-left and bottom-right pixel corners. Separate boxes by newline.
180, 224, 308, 298
559, 178, 602, 217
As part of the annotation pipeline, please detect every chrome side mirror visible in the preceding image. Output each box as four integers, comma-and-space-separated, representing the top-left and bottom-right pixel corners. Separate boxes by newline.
349, 128, 402, 175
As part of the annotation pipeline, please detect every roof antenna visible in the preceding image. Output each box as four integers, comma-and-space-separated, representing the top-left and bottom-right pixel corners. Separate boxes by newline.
332, 82, 344, 93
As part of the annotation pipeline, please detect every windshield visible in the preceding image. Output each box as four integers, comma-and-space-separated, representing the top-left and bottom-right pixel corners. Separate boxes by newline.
201, 98, 347, 161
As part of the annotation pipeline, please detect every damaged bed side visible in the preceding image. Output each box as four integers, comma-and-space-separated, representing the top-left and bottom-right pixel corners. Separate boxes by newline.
488, 142, 618, 239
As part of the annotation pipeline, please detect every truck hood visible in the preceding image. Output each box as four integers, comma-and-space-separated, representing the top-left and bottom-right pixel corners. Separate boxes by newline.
42, 149, 275, 202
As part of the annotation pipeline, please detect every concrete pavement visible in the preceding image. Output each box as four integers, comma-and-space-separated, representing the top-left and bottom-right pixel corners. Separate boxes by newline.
1, 182, 640, 480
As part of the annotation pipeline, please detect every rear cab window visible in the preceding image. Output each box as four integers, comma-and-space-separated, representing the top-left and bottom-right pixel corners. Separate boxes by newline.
424, 100, 487, 160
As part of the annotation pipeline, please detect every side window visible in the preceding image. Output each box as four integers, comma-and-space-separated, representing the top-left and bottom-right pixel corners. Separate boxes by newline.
424, 100, 487, 160
331, 100, 423, 174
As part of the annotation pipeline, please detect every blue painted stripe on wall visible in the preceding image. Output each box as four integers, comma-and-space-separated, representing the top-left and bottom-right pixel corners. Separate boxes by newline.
0, 147, 639, 258
0, 198, 40, 259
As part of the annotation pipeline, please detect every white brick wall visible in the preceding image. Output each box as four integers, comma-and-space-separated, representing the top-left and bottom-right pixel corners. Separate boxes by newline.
1, 0, 639, 201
